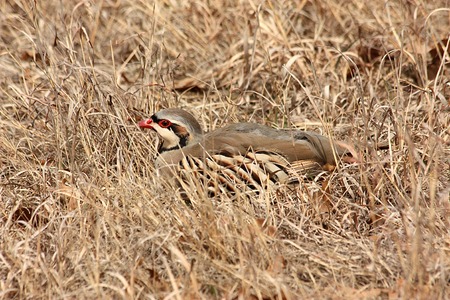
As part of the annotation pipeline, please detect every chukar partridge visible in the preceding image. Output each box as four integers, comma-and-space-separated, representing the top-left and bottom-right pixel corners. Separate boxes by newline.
138, 108, 356, 196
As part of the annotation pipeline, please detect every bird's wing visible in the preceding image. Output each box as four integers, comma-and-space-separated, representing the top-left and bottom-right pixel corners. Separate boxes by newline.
155, 123, 353, 177
202, 123, 351, 164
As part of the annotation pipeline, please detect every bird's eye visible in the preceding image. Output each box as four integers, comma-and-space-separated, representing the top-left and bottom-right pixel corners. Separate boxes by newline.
158, 120, 172, 128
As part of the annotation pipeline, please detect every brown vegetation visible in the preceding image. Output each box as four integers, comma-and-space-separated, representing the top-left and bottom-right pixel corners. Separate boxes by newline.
0, 0, 449, 299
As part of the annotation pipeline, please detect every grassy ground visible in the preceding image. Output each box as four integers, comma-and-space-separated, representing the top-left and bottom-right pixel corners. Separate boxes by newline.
1, 0, 449, 299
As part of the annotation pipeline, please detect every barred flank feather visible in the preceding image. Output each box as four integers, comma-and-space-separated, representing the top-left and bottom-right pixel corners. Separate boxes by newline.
175, 150, 322, 197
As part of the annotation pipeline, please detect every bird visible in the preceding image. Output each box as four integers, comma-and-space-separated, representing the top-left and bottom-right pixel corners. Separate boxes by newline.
138, 108, 357, 197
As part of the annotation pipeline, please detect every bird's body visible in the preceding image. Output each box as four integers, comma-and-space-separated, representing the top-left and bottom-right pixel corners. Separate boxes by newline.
138, 108, 355, 196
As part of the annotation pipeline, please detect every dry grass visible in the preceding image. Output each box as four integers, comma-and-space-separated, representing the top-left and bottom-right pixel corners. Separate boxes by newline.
1, 0, 449, 299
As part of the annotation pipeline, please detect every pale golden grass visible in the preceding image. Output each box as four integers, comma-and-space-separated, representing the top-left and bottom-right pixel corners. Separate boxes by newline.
1, 0, 449, 299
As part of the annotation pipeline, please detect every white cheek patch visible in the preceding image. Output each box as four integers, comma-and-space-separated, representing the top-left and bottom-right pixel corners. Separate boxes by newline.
152, 124, 180, 148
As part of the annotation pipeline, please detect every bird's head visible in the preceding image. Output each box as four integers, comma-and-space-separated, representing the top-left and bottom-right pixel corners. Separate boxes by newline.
138, 108, 203, 153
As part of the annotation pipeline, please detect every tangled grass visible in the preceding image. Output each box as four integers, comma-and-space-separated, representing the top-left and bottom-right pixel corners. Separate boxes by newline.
1, 0, 449, 299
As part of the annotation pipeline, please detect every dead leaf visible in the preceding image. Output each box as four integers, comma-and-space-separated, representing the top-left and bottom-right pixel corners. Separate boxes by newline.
267, 254, 286, 275
427, 38, 449, 80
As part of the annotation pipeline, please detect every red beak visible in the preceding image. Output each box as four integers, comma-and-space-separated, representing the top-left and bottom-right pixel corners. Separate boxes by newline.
138, 118, 153, 129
